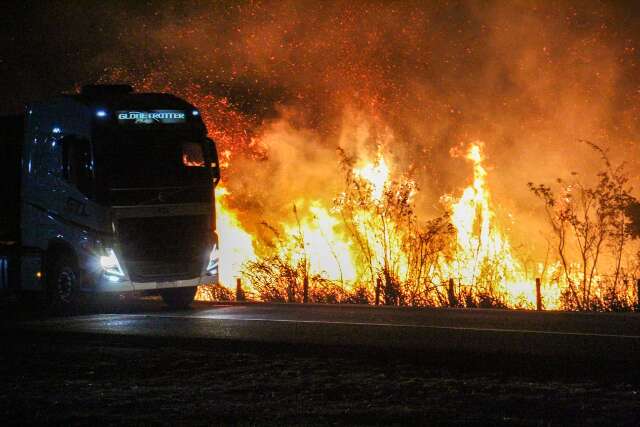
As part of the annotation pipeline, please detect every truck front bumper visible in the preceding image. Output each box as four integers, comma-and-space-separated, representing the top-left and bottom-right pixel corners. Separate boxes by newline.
91, 237, 220, 294
95, 273, 218, 294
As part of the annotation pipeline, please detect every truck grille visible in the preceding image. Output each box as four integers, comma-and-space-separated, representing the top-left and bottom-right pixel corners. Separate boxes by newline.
109, 186, 211, 206
125, 261, 202, 282
116, 215, 210, 282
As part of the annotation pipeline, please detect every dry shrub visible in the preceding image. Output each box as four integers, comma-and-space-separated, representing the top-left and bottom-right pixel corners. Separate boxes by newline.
196, 283, 234, 302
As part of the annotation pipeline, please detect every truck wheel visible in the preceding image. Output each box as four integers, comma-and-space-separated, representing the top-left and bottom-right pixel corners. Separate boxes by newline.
46, 255, 80, 312
161, 286, 197, 309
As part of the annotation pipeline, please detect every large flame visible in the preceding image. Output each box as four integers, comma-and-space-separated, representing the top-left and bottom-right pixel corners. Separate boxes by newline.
215, 186, 257, 287
354, 153, 390, 203
445, 143, 560, 309
211, 139, 561, 309
280, 201, 358, 283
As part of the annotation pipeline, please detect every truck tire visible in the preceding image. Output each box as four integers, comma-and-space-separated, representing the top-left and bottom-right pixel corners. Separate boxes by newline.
161, 286, 197, 309
46, 254, 80, 312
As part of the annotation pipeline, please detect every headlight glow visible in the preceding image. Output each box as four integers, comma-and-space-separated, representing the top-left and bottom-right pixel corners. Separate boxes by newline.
206, 244, 219, 275
100, 249, 125, 278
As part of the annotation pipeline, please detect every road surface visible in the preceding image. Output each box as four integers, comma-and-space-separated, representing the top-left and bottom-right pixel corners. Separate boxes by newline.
3, 301, 640, 425
9, 302, 640, 361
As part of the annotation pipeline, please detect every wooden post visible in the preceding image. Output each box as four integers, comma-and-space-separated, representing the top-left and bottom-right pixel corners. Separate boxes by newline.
384, 272, 391, 306
287, 282, 294, 303
236, 278, 245, 302
535, 278, 542, 311
303, 276, 309, 304
448, 278, 457, 307
636, 279, 640, 312
375, 277, 381, 306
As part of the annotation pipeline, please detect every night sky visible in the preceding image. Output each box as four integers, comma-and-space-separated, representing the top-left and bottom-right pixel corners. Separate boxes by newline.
0, 1, 220, 113
5, 0, 640, 229
3, 0, 640, 115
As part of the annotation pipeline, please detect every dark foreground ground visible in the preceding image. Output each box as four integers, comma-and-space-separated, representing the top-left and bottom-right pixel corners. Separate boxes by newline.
1, 299, 640, 425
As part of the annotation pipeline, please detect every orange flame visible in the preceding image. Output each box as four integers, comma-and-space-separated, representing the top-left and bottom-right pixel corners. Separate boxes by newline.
445, 142, 560, 308
215, 186, 257, 287
212, 140, 562, 308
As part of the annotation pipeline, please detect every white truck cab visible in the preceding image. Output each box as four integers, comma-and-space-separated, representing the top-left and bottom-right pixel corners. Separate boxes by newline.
0, 84, 220, 309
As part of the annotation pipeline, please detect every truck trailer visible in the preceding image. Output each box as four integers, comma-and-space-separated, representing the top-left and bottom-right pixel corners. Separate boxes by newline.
0, 84, 220, 309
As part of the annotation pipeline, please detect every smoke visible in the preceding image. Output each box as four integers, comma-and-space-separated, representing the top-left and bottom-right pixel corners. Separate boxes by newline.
22, 0, 640, 255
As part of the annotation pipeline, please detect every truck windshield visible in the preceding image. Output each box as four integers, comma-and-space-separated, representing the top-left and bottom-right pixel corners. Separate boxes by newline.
93, 128, 213, 203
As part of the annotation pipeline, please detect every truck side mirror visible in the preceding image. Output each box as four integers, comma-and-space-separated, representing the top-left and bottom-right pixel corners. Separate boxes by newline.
207, 138, 221, 185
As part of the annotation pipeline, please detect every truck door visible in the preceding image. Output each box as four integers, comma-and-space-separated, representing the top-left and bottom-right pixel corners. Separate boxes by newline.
61, 135, 94, 219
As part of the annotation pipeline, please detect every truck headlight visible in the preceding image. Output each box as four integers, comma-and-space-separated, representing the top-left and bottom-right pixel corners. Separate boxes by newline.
100, 248, 125, 280
206, 244, 219, 276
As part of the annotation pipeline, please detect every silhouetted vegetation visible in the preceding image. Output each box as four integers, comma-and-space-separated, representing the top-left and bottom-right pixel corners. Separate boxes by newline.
235, 143, 640, 311
529, 142, 640, 311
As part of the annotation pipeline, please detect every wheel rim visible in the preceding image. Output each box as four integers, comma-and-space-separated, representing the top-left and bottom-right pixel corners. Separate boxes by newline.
56, 269, 76, 304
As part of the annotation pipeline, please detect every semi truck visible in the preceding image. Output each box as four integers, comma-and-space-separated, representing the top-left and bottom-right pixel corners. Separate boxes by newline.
0, 84, 220, 310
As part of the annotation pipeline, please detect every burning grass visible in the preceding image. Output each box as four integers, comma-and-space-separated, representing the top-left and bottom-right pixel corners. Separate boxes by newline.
207, 135, 640, 311
110, 78, 639, 311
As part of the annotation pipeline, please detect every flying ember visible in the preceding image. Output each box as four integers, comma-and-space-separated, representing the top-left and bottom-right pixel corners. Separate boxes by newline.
108, 2, 640, 311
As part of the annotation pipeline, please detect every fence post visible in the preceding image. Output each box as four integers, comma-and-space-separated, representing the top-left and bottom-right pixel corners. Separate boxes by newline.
303, 276, 309, 304
287, 282, 294, 303
375, 277, 381, 306
236, 278, 245, 302
448, 278, 457, 307
535, 278, 542, 311
383, 272, 391, 305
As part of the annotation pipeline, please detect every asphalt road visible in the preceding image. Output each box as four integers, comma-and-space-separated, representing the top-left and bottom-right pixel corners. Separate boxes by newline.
9, 302, 640, 362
